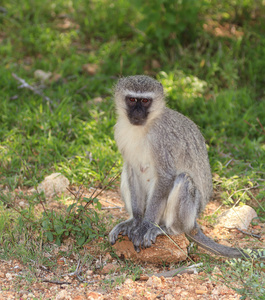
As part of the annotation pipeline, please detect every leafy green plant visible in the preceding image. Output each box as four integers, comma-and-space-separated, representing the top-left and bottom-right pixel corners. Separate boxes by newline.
41, 195, 104, 246
218, 257, 265, 299
158, 70, 207, 112
0, 160, 119, 249
134, 0, 205, 48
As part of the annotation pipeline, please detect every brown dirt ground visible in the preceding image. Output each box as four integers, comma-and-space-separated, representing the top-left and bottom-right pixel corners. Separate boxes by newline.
0, 188, 264, 299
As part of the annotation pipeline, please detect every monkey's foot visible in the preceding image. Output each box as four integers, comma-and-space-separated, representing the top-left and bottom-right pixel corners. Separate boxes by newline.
130, 221, 166, 252
109, 219, 140, 245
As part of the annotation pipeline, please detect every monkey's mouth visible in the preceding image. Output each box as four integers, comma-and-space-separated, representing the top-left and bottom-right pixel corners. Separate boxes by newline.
130, 118, 146, 126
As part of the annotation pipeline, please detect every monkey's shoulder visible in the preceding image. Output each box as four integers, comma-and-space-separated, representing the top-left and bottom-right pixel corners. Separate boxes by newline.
151, 107, 204, 140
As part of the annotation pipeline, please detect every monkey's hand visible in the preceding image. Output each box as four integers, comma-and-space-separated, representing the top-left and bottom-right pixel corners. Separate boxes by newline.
109, 218, 141, 245
130, 220, 164, 252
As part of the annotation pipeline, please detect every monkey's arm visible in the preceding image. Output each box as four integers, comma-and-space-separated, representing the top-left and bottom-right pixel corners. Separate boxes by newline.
109, 164, 147, 247
129, 174, 174, 251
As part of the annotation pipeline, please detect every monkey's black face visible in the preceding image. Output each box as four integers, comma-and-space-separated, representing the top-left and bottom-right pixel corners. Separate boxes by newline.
125, 96, 152, 125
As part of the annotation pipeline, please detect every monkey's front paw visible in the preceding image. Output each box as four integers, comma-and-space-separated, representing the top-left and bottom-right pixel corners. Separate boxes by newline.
109, 218, 140, 245
130, 221, 164, 252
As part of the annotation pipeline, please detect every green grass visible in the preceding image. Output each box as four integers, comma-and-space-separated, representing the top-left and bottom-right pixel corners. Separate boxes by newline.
0, 0, 265, 298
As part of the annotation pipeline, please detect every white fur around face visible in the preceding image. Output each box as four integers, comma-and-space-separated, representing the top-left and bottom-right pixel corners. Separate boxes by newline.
124, 90, 156, 99
114, 90, 166, 127
115, 117, 150, 164
115, 117, 157, 205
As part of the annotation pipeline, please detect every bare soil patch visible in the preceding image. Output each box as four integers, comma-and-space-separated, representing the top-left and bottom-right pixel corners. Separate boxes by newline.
0, 188, 264, 299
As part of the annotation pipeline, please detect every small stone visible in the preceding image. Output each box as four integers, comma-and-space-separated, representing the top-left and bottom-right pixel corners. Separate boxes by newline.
19, 201, 28, 208
73, 296, 85, 300
5, 273, 12, 280
95, 259, 102, 269
34, 69, 52, 82
86, 291, 102, 299
86, 269, 93, 276
101, 263, 118, 274
13, 265, 22, 273
165, 294, 174, 300
139, 274, 149, 281
196, 290, 207, 294
57, 257, 66, 265
146, 276, 162, 287
82, 64, 99, 75
104, 252, 112, 261
34, 173, 70, 198
55, 290, 71, 300
217, 205, 258, 230
124, 278, 134, 285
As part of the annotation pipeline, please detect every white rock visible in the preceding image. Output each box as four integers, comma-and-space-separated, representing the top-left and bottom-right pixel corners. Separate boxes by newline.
19, 201, 28, 208
35, 172, 70, 198
165, 295, 174, 300
55, 290, 71, 300
34, 69, 52, 82
146, 276, 162, 287
5, 273, 12, 280
217, 205, 257, 230
28, 293, 34, 298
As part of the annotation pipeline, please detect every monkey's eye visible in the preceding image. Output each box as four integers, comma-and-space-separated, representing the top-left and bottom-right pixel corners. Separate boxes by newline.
129, 98, 137, 102
141, 98, 151, 105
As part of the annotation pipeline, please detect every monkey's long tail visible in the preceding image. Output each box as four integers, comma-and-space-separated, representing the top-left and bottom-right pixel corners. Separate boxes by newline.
186, 222, 265, 259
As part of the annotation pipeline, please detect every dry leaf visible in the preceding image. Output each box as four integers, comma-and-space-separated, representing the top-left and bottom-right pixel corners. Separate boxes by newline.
82, 64, 99, 75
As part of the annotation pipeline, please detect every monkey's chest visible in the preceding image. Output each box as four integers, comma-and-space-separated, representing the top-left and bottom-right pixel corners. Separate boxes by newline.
115, 124, 157, 190
136, 160, 156, 190
127, 143, 156, 192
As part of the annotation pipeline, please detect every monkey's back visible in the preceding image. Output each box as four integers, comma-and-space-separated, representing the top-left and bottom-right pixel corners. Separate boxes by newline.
149, 107, 213, 209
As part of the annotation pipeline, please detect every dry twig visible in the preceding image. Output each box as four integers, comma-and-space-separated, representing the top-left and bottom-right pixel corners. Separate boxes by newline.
236, 228, 261, 239
41, 279, 71, 285
12, 73, 53, 112
101, 206, 122, 210
63, 260, 82, 277
150, 263, 203, 278
257, 117, 265, 135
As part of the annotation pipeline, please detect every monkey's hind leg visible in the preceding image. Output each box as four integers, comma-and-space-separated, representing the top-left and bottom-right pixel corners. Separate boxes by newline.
164, 174, 265, 259
163, 173, 201, 235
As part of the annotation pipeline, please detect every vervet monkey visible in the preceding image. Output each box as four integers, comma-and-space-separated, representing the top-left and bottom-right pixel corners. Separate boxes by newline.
109, 75, 264, 259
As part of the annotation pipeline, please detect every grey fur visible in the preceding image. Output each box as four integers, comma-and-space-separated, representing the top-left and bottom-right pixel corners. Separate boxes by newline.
109, 75, 265, 259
